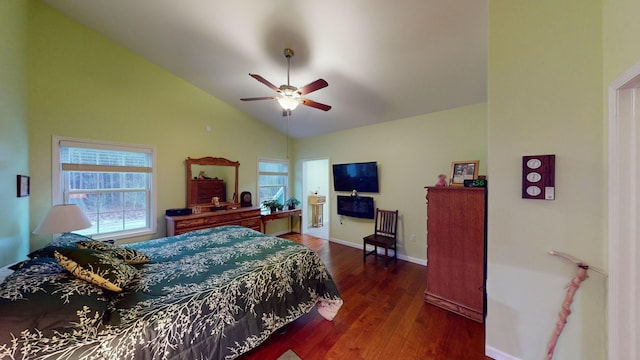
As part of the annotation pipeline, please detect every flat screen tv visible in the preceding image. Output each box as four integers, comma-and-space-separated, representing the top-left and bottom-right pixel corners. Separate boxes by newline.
336, 195, 375, 219
332, 161, 379, 193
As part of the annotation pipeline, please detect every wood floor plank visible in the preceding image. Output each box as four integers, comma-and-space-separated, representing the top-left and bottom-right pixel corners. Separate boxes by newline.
240, 233, 490, 360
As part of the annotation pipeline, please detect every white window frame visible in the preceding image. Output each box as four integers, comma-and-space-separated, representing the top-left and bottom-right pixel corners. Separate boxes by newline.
257, 158, 290, 209
52, 136, 157, 240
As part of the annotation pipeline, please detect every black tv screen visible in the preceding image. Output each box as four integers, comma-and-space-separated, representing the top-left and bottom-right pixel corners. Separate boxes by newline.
332, 161, 379, 193
337, 195, 375, 219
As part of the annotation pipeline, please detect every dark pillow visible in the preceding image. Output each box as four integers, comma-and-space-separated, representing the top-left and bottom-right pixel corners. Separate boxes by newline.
51, 232, 93, 247
7, 260, 30, 271
54, 248, 137, 292
26, 232, 95, 259
75, 240, 150, 265
0, 257, 110, 346
27, 245, 73, 259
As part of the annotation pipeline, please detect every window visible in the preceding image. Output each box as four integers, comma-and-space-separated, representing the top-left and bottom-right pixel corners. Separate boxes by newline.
258, 158, 289, 209
53, 136, 157, 240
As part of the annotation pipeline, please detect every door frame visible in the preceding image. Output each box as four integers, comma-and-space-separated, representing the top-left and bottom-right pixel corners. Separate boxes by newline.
301, 158, 330, 238
608, 61, 640, 360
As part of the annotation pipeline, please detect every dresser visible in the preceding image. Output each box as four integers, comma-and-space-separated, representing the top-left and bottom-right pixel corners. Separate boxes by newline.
424, 186, 486, 323
166, 206, 262, 236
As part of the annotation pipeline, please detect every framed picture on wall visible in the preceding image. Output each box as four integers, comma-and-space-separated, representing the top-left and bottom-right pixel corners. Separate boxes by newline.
449, 160, 479, 186
17, 175, 30, 197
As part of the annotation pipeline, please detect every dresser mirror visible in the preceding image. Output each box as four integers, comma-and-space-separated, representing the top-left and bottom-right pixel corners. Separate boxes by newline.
186, 157, 239, 209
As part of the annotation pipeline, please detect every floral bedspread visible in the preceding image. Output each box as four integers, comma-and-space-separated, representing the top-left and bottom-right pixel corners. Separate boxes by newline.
0, 226, 342, 360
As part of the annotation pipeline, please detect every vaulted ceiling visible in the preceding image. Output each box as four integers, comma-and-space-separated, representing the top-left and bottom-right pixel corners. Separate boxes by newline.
43, 0, 488, 138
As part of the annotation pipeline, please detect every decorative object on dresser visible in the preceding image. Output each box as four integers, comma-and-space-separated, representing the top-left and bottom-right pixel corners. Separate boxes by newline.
463, 178, 487, 188
363, 208, 399, 268
435, 174, 448, 187
424, 186, 486, 323
165, 208, 192, 217
449, 160, 479, 186
240, 191, 252, 207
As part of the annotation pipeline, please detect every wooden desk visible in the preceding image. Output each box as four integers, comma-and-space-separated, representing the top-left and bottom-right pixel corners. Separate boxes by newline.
261, 208, 301, 234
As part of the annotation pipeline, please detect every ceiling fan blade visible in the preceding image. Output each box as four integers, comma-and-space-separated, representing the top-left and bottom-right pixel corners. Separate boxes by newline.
249, 74, 280, 92
240, 96, 276, 101
298, 79, 328, 95
300, 98, 332, 111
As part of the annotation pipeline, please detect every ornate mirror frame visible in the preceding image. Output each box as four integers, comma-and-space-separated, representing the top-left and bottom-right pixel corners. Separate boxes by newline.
186, 157, 239, 209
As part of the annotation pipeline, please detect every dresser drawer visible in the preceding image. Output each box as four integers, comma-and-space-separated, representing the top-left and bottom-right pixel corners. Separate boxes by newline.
204, 211, 247, 225
175, 218, 205, 228
240, 217, 261, 228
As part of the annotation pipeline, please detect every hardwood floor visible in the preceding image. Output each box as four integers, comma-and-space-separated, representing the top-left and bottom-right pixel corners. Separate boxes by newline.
240, 233, 490, 360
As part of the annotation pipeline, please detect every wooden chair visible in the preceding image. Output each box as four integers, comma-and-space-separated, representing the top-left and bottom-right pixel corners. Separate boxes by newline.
363, 208, 399, 267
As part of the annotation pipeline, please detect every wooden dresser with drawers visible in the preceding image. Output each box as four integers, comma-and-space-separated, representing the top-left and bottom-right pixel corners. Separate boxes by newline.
166, 206, 262, 236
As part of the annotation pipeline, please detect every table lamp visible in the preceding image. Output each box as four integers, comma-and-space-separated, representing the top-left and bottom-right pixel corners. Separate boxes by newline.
33, 204, 92, 234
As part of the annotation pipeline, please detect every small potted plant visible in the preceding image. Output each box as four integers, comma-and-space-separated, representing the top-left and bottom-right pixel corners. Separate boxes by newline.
285, 197, 300, 210
261, 200, 282, 213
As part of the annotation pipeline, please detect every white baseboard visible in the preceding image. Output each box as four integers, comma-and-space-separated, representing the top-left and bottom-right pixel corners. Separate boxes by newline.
329, 237, 427, 266
485, 346, 521, 360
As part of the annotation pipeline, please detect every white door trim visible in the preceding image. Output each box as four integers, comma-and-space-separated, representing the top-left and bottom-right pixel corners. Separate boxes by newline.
608, 61, 640, 360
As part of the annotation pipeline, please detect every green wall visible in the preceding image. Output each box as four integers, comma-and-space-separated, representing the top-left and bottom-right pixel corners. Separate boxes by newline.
26, 1, 288, 251
487, 1, 605, 358
604, 0, 640, 84
294, 103, 487, 262
0, 0, 30, 267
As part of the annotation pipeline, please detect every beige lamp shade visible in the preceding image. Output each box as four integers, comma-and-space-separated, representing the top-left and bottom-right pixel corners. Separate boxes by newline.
33, 204, 92, 234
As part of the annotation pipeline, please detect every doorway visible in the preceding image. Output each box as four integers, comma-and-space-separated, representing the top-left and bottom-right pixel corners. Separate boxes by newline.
301, 158, 330, 239
608, 62, 640, 360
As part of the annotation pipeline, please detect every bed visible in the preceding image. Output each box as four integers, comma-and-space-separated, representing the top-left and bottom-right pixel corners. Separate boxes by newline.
0, 225, 342, 359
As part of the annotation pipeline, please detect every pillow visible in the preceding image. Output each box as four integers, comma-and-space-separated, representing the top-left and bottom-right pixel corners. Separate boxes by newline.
25, 233, 95, 259
51, 232, 94, 247
0, 257, 110, 346
54, 248, 137, 292
76, 240, 150, 265
28, 245, 73, 259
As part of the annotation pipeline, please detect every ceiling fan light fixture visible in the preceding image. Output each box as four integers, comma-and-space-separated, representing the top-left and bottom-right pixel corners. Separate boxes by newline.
277, 96, 300, 110
241, 48, 331, 113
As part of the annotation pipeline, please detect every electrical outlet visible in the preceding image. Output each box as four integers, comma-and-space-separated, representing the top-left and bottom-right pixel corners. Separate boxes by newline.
410, 234, 416, 242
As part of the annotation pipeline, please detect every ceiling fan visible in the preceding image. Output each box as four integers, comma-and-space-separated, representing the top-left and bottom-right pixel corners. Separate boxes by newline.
241, 48, 331, 116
